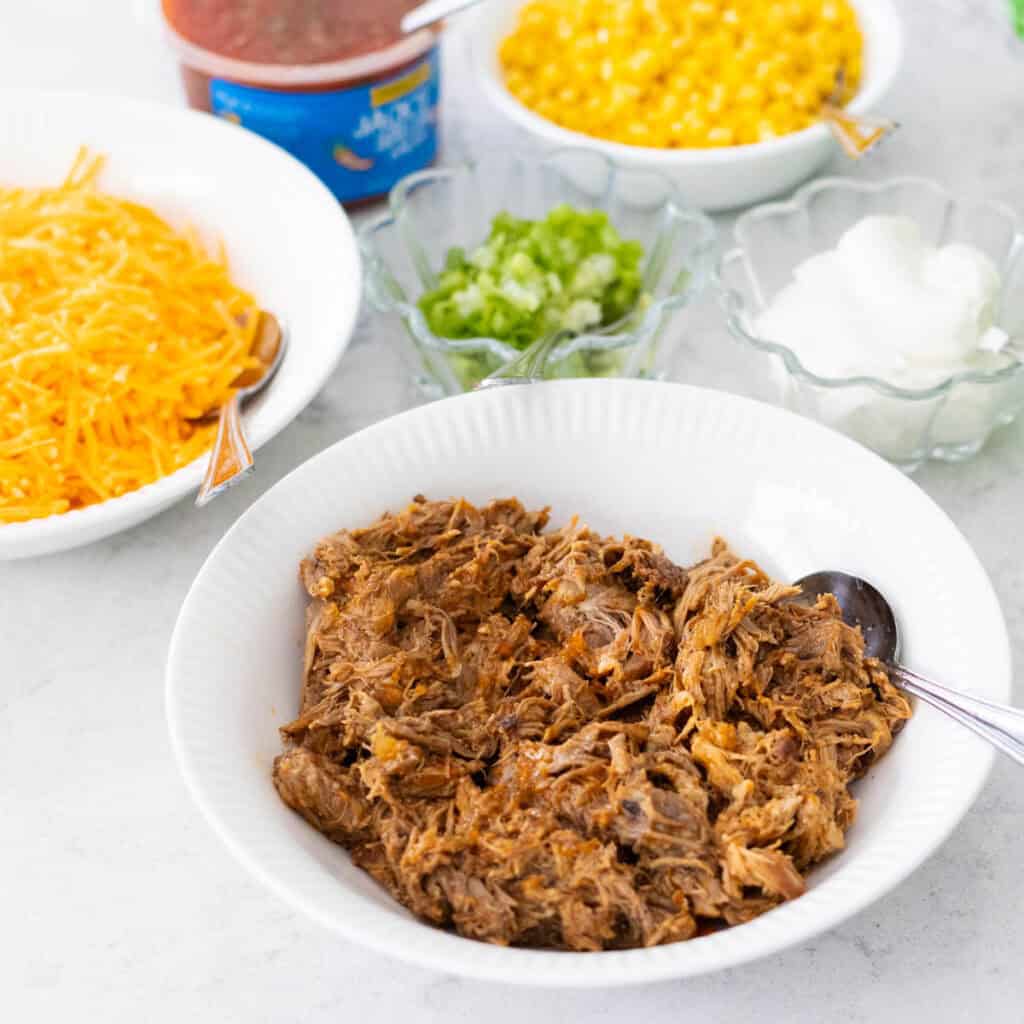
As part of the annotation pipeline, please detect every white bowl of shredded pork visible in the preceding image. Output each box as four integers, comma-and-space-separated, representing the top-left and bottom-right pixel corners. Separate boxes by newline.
0, 89, 360, 558
166, 379, 1010, 985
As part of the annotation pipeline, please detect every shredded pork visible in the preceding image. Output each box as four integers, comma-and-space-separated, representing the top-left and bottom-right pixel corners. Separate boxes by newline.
273, 497, 910, 950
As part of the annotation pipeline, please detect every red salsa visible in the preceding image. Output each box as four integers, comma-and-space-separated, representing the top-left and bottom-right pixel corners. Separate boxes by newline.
162, 0, 423, 65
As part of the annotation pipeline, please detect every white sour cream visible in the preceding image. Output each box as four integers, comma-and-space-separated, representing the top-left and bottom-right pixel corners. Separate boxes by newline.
755, 215, 1009, 389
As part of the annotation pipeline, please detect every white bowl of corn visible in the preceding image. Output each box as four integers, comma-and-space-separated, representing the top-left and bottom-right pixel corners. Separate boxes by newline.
469, 0, 903, 212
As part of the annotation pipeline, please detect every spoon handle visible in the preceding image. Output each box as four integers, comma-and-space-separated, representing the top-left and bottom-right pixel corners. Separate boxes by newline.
890, 663, 1024, 766
821, 106, 898, 159
401, 0, 482, 34
820, 62, 898, 159
195, 394, 254, 507
475, 329, 572, 389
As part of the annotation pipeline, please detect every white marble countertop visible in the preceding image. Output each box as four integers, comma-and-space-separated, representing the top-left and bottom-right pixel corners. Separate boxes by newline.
5, 2, 1024, 1021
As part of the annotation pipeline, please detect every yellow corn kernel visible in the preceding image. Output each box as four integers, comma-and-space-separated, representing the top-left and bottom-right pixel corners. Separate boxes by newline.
657, 92, 681, 116
705, 82, 728, 114
736, 81, 765, 106
706, 125, 736, 146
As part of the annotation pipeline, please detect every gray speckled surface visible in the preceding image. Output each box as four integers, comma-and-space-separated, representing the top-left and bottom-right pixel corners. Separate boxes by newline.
5, 2, 1023, 1020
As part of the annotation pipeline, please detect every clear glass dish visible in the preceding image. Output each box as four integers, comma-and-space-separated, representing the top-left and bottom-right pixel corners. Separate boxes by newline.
717, 177, 1024, 471
359, 148, 716, 397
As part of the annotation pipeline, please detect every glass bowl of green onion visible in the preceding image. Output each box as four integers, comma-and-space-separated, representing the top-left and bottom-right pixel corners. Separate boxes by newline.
359, 148, 716, 397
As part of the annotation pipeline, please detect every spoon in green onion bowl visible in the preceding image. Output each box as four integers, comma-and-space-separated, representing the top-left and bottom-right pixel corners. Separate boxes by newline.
475, 329, 575, 389
475, 297, 646, 389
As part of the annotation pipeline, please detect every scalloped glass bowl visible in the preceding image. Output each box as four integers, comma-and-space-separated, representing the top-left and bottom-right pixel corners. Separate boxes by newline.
718, 177, 1024, 471
359, 148, 716, 398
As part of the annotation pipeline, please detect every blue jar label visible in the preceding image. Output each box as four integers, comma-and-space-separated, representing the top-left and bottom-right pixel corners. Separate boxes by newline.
209, 47, 440, 204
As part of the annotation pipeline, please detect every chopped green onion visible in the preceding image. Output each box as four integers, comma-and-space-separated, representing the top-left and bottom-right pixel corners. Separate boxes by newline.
418, 204, 645, 350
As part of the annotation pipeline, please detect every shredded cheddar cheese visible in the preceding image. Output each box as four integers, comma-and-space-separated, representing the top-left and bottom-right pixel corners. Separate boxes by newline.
0, 149, 261, 524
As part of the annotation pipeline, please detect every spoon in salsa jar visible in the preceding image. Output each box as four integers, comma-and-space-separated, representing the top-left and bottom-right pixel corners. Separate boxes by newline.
796, 571, 1024, 766
194, 311, 286, 508
401, 0, 483, 33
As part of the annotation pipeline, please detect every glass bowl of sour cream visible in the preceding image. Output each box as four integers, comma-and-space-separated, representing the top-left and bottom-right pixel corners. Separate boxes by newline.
717, 177, 1024, 471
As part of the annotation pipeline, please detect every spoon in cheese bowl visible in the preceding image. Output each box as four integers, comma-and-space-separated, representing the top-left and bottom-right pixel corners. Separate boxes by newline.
195, 311, 286, 507
796, 570, 1024, 765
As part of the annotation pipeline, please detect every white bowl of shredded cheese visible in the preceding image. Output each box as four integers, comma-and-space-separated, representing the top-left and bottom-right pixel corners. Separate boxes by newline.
0, 89, 360, 559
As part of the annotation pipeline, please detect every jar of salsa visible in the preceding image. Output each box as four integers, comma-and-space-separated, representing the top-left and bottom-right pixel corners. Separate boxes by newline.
160, 1, 440, 205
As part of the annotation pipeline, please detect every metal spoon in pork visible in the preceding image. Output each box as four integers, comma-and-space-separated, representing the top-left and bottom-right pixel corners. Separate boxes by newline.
796, 571, 1024, 765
